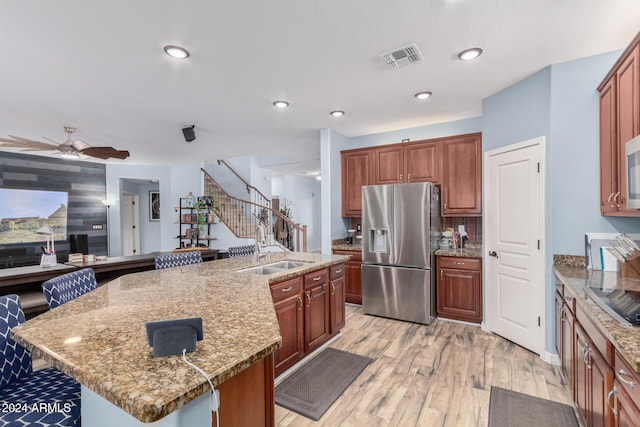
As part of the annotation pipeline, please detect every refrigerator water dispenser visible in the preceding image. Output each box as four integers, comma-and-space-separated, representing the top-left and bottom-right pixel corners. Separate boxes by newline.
370, 229, 388, 253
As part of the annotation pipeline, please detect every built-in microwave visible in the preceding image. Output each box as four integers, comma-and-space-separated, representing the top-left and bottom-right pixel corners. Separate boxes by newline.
625, 134, 640, 209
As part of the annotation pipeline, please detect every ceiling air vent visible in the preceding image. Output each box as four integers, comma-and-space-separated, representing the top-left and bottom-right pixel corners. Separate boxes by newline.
381, 43, 423, 69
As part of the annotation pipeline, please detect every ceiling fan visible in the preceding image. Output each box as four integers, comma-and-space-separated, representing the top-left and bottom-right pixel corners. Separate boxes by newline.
0, 126, 130, 160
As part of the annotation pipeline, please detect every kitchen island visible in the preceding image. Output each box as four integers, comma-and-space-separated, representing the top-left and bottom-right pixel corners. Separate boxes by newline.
11, 252, 348, 426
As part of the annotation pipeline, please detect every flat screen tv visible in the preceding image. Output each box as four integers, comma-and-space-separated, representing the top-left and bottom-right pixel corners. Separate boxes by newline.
0, 188, 68, 245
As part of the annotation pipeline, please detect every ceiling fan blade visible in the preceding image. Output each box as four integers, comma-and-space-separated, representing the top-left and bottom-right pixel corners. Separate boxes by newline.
0, 137, 58, 150
81, 146, 130, 160
71, 139, 91, 151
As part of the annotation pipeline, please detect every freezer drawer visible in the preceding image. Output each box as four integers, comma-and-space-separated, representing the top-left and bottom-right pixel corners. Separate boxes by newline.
362, 264, 435, 325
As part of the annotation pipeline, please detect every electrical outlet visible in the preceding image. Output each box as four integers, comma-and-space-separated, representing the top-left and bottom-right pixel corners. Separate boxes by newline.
357, 224, 361, 232
211, 389, 220, 412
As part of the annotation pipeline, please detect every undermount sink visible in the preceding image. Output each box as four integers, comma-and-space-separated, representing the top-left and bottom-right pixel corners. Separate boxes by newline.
238, 260, 312, 275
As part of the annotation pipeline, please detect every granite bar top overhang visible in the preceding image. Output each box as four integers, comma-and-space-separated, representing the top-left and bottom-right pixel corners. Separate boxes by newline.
11, 251, 349, 422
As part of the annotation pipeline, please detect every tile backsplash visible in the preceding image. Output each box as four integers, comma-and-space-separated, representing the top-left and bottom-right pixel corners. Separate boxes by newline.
348, 216, 482, 243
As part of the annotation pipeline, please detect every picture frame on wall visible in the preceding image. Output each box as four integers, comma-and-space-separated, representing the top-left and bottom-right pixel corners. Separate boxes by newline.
150, 191, 160, 221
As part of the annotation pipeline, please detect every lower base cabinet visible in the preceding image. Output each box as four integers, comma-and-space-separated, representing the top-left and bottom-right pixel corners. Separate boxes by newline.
333, 250, 362, 304
554, 281, 640, 427
213, 354, 274, 427
436, 256, 482, 323
271, 264, 345, 377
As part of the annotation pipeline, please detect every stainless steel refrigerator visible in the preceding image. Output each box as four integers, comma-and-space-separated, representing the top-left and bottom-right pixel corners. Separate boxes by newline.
362, 182, 441, 324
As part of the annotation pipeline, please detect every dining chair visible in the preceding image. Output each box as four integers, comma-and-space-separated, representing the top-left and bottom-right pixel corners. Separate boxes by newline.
42, 268, 98, 310
0, 294, 81, 426
228, 245, 256, 258
154, 251, 203, 270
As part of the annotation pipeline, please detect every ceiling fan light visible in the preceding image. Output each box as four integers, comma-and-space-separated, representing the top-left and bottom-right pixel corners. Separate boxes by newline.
60, 152, 80, 160
414, 91, 432, 100
163, 45, 190, 59
457, 47, 483, 61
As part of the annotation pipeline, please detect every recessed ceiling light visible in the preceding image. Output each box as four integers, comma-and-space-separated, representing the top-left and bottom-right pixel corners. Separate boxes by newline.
273, 100, 289, 108
163, 45, 190, 59
457, 47, 483, 61
414, 91, 432, 100
330, 110, 345, 117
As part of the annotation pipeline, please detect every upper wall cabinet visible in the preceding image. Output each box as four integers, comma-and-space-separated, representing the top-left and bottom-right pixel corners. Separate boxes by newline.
441, 133, 482, 216
341, 149, 372, 217
371, 140, 441, 185
598, 32, 640, 217
341, 133, 481, 217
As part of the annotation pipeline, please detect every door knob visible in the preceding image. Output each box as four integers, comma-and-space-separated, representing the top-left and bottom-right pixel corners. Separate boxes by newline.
488, 251, 499, 258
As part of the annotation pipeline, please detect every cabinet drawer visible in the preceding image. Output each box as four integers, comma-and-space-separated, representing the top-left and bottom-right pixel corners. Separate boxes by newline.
304, 269, 328, 290
330, 263, 345, 280
438, 256, 481, 271
615, 350, 640, 409
270, 277, 302, 303
576, 304, 614, 365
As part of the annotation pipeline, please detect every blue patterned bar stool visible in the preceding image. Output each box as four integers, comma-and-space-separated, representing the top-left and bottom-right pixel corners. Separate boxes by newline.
228, 245, 256, 257
0, 294, 81, 426
154, 251, 203, 270
42, 268, 98, 310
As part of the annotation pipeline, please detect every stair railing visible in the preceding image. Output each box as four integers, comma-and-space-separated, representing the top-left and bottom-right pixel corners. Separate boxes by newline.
201, 168, 308, 252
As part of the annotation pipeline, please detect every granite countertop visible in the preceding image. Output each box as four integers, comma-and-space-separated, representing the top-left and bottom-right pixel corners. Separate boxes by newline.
11, 251, 349, 423
333, 243, 362, 251
435, 246, 482, 258
554, 264, 640, 373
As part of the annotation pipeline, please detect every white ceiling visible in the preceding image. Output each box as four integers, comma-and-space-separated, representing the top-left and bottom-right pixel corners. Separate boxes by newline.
1, 1, 640, 175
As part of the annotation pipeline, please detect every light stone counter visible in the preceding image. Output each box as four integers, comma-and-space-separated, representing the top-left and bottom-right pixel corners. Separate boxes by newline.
554, 264, 640, 373
11, 252, 349, 423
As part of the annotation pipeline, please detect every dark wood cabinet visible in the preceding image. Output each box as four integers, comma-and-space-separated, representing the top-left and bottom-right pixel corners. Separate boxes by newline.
329, 263, 346, 335
598, 33, 640, 217
405, 140, 441, 183
436, 256, 482, 324
600, 76, 619, 214
575, 324, 613, 427
371, 140, 441, 185
441, 133, 482, 216
304, 269, 330, 353
333, 249, 362, 304
341, 149, 371, 217
612, 382, 640, 427
372, 146, 403, 185
270, 277, 303, 376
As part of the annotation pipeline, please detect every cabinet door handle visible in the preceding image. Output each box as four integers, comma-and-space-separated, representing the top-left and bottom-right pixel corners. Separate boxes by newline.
306, 291, 311, 307
616, 369, 637, 388
400, 174, 403, 182
281, 286, 293, 292
334, 268, 342, 274
607, 387, 618, 417
444, 202, 447, 211
614, 191, 621, 208
440, 270, 443, 279
453, 261, 465, 265
608, 192, 615, 208
331, 283, 336, 295
313, 276, 322, 281
585, 347, 593, 370
407, 173, 411, 182
297, 296, 302, 311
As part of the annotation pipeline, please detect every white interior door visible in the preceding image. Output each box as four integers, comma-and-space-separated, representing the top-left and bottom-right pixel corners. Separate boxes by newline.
121, 194, 140, 256
484, 137, 545, 355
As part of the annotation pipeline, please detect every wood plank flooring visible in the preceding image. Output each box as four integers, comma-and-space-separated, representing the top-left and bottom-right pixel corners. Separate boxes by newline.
275, 305, 573, 426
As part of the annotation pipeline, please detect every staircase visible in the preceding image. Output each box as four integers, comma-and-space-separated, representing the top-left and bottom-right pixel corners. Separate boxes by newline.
201, 167, 308, 252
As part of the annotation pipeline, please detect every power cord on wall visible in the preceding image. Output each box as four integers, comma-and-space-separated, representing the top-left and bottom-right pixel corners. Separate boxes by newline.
182, 349, 220, 426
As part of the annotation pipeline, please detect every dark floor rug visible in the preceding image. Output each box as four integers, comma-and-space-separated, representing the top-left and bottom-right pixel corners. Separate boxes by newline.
275, 348, 373, 421
488, 386, 579, 427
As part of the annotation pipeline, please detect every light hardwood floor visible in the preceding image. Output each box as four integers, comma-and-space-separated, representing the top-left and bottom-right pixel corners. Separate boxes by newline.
275, 305, 574, 427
